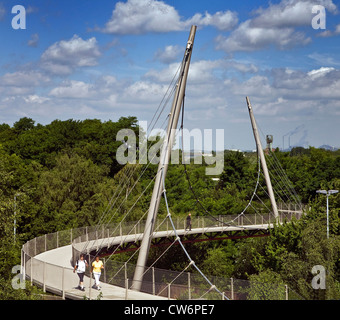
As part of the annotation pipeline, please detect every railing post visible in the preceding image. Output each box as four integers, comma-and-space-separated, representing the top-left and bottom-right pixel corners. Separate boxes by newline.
168, 283, 171, 300
231, 277, 234, 300
285, 284, 288, 300
125, 278, 129, 300
22, 249, 26, 280
43, 262, 46, 292
89, 274, 92, 300
62, 267, 65, 299
188, 272, 191, 300
30, 257, 33, 286
103, 258, 106, 283
152, 267, 155, 295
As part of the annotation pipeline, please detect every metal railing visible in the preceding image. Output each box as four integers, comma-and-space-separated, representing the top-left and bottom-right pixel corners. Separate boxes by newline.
21, 210, 305, 300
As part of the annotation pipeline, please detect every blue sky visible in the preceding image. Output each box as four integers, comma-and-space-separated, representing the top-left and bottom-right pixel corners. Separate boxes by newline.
0, 0, 339, 150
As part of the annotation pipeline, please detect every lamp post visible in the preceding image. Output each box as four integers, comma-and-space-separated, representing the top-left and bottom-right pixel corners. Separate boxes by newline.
316, 189, 339, 239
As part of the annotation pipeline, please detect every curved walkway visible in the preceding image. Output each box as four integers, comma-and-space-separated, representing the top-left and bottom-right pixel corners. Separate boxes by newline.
21, 211, 303, 300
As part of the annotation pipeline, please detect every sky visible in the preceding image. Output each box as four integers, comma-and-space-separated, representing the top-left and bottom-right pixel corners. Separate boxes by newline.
0, 0, 340, 151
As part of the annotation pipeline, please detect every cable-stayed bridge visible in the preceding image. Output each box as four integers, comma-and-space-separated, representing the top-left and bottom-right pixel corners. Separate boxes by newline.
22, 210, 303, 300
21, 26, 305, 300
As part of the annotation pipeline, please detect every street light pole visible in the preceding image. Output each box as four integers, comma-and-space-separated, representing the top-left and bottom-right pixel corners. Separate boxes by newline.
316, 189, 339, 239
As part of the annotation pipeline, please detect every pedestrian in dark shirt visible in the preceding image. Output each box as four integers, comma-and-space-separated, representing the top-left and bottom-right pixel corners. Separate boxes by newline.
186, 213, 192, 231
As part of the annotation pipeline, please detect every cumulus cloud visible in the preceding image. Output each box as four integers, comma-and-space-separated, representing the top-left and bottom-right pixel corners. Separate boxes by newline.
215, 0, 337, 53
40, 35, 101, 75
100, 0, 238, 34
154, 45, 181, 64
251, 0, 337, 28
49, 80, 93, 99
28, 33, 39, 47
1, 71, 50, 87
216, 21, 311, 52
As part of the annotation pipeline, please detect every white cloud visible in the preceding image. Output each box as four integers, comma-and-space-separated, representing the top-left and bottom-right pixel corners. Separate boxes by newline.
28, 33, 39, 47
185, 10, 238, 31
0, 71, 51, 96
251, 0, 337, 28
154, 45, 181, 64
23, 95, 50, 104
100, 0, 238, 34
216, 20, 311, 53
215, 0, 337, 53
49, 80, 93, 99
40, 35, 101, 75
307, 66, 335, 78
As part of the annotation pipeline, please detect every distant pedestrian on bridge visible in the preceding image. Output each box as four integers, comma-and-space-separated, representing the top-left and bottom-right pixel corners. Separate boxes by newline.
185, 213, 192, 231
73, 254, 88, 291
91, 256, 104, 290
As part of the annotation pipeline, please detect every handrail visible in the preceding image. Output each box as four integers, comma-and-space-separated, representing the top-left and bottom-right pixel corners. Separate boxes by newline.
21, 210, 305, 300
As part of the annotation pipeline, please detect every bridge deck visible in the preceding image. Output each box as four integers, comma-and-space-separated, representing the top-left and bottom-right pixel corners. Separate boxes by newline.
32, 244, 169, 300
74, 224, 273, 255
23, 215, 301, 300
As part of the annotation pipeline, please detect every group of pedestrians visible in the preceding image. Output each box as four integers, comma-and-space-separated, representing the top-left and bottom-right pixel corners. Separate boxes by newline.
73, 255, 104, 291
73, 213, 193, 292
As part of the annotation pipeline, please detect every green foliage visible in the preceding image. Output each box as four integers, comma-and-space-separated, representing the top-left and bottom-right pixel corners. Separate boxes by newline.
0, 115, 339, 300
247, 270, 286, 300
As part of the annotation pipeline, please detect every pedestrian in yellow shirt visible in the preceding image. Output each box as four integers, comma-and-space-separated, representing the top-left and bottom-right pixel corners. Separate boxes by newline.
91, 256, 104, 290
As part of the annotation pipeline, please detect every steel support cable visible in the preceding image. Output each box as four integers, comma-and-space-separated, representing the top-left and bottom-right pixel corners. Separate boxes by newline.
161, 167, 229, 300
83, 173, 158, 255
266, 151, 302, 209
106, 214, 170, 284
260, 169, 291, 208
81, 121, 172, 253
179, 96, 261, 230
81, 164, 148, 253
90, 62, 181, 237
264, 154, 299, 205
134, 237, 179, 291
89, 53, 188, 260
257, 125, 302, 209
258, 163, 295, 216
148, 58, 183, 133
96, 164, 138, 227
156, 260, 194, 297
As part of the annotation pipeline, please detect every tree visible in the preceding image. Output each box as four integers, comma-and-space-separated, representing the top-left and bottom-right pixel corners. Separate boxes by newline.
247, 270, 286, 300
13, 117, 35, 133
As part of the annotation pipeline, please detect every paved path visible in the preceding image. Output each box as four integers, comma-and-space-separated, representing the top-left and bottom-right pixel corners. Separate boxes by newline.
26, 222, 283, 300
74, 224, 273, 255
33, 244, 168, 300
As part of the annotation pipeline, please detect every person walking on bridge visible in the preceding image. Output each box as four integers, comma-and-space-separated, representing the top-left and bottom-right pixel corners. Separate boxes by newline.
185, 213, 192, 231
91, 256, 104, 290
73, 254, 88, 291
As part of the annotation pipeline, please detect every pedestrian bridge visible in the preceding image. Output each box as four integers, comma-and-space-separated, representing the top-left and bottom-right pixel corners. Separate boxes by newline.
21, 211, 303, 300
